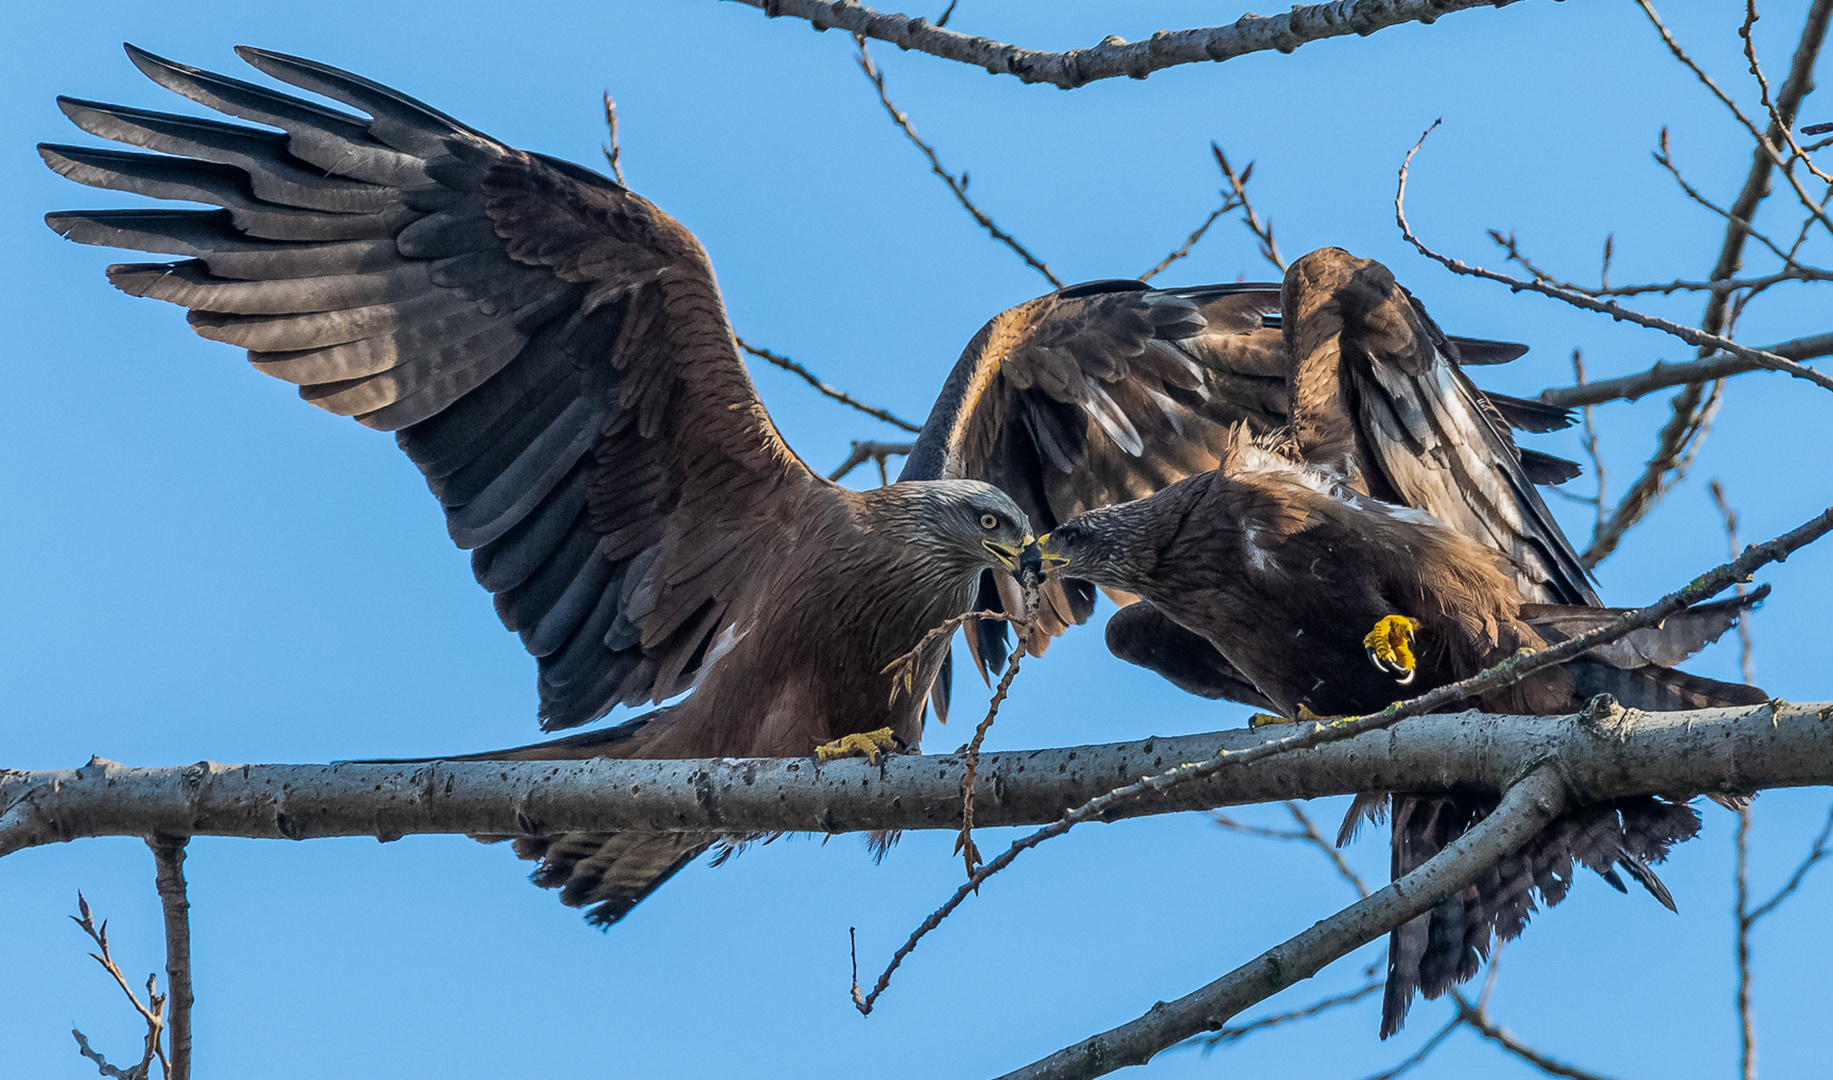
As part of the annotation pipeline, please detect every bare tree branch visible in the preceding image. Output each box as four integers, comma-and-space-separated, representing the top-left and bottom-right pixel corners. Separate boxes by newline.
855, 37, 1062, 287
1196, 980, 1382, 1049
1538, 331, 1833, 407
1735, 804, 1759, 1080
2, 700, 1829, 856
993, 767, 1571, 1080
729, 0, 1528, 90
1394, 125, 1833, 398
734, 335, 923, 432
147, 838, 191, 1080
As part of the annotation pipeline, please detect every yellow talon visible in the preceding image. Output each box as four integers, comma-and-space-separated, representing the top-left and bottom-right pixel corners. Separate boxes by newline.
815, 727, 901, 764
1362, 615, 1420, 685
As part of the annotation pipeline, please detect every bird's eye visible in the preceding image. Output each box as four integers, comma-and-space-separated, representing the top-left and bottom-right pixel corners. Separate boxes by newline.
979, 513, 999, 530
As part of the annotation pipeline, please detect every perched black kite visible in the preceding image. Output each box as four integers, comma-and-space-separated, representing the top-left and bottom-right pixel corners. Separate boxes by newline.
1037, 428, 1766, 1035
42, 47, 1050, 924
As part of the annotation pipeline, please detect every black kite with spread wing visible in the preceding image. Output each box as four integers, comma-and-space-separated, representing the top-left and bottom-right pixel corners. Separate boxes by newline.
900, 250, 1584, 716
42, 46, 1043, 925
1036, 431, 1766, 1036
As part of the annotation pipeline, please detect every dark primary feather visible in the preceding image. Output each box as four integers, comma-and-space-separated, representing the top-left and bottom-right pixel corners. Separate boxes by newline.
44, 43, 815, 732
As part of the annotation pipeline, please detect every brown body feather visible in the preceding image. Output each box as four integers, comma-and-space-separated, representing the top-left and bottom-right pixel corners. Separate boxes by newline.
906, 250, 1586, 715
1042, 437, 1764, 1036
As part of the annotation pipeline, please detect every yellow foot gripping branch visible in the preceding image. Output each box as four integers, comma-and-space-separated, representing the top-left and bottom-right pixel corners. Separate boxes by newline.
815, 727, 901, 764
1363, 615, 1420, 685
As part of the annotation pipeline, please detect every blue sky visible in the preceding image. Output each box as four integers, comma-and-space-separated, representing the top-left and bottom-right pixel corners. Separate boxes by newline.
3, 2, 1830, 1077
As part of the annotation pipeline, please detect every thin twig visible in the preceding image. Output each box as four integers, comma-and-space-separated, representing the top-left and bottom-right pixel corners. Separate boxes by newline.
1210, 815, 1310, 842
1710, 480, 1757, 684
1651, 130, 1807, 271
1538, 331, 1833, 407
1735, 804, 1758, 1080
1138, 201, 1233, 282
1285, 800, 1370, 897
1214, 144, 1286, 272
732, 0, 1515, 90
734, 335, 923, 432
1487, 229, 1831, 295
148, 837, 191, 1080
70, 892, 167, 1080
954, 574, 1038, 879
1395, 124, 1833, 398
858, 505, 1833, 1014
1573, 351, 1607, 540
1355, 1018, 1462, 1080
1451, 992, 1622, 1080
854, 37, 1062, 288
827, 440, 915, 483
1746, 799, 1833, 923
600, 93, 625, 186
1195, 980, 1382, 1050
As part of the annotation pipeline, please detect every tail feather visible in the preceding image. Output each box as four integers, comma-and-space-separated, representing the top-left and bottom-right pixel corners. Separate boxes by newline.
1567, 659, 1769, 711
511, 830, 712, 927
1372, 792, 1699, 1038
1522, 586, 1768, 670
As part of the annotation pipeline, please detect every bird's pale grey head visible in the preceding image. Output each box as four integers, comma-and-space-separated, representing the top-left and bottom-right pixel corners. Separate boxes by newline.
905, 479, 1036, 574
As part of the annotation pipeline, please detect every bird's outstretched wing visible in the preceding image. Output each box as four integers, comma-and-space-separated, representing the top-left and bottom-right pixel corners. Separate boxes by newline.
898, 280, 1285, 689
904, 274, 1564, 704
1282, 248, 1596, 605
43, 45, 827, 730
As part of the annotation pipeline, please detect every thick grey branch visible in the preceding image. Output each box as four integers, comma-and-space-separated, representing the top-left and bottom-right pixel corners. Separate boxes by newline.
1540, 331, 1833, 407
729, 0, 1525, 89
3, 701, 1829, 855
993, 767, 1570, 1080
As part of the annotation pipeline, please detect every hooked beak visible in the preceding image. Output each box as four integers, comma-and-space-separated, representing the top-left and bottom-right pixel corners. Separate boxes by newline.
1032, 532, 1073, 579
983, 534, 1034, 573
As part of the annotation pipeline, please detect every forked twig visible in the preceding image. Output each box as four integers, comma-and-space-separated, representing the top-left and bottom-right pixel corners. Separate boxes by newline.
828, 440, 915, 484
1394, 123, 1833, 397
70, 892, 168, 1080
600, 93, 626, 186
1213, 144, 1286, 272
